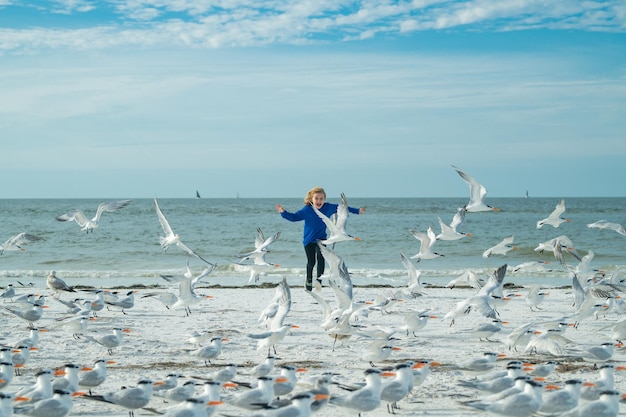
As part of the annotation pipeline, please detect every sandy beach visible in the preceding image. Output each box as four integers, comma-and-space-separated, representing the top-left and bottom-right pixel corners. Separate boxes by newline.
2, 273, 626, 417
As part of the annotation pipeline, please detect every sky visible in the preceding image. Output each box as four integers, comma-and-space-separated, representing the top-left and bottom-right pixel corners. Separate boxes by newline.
1, 1, 625, 199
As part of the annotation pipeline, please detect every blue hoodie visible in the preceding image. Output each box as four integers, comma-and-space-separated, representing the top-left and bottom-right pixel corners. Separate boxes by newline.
280, 203, 360, 246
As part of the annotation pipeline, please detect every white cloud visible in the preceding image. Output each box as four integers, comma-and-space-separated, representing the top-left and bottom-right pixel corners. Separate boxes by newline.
0, 1, 624, 52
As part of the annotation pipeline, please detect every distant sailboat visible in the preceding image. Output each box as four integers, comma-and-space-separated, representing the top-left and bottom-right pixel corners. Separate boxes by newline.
525, 190, 529, 199
196, 190, 201, 199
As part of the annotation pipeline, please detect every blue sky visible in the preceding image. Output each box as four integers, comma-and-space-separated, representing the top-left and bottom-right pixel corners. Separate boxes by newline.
1, 1, 625, 199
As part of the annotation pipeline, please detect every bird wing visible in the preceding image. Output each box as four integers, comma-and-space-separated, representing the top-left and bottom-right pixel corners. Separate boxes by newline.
270, 279, 291, 330
453, 165, 487, 206
400, 252, 420, 287
334, 193, 349, 232
56, 209, 89, 227
154, 198, 175, 237
93, 200, 131, 222
549, 199, 566, 219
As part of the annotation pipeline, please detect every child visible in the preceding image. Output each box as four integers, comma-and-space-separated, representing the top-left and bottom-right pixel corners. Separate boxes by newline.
276, 187, 365, 291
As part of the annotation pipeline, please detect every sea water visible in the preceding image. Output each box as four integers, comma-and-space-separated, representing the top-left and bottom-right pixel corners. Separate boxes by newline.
0, 197, 624, 288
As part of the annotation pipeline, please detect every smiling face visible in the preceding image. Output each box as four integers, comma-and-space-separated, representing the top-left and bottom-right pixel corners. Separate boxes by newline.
311, 192, 326, 209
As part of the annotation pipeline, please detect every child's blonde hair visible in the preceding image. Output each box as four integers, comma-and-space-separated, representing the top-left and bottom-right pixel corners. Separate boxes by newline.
304, 187, 326, 205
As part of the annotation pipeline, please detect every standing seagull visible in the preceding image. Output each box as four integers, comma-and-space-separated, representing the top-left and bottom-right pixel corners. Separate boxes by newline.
154, 198, 214, 265
47, 271, 76, 296
0, 232, 45, 255
452, 165, 499, 212
537, 198, 571, 229
56, 200, 131, 233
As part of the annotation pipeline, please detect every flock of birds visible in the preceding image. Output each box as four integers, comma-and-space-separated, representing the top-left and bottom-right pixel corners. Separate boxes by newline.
0, 165, 625, 417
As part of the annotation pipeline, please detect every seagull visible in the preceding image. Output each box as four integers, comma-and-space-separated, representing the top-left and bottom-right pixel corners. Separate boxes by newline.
312, 192, 361, 245
46, 271, 76, 296
452, 165, 499, 212
587, 220, 626, 236
409, 226, 443, 261
84, 379, 163, 417
154, 197, 214, 265
436, 207, 472, 240
56, 199, 131, 233
482, 235, 517, 258
537, 198, 571, 228
0, 232, 45, 255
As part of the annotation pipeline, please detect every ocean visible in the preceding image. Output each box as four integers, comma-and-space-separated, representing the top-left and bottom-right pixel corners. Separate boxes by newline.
0, 197, 624, 289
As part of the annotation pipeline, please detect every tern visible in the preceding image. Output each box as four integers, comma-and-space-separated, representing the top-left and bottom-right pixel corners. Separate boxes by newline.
587, 219, 626, 236
84, 379, 164, 417
56, 199, 131, 233
452, 165, 499, 212
13, 389, 82, 417
154, 197, 214, 265
78, 327, 130, 354
537, 198, 571, 228
329, 368, 395, 414
436, 206, 472, 240
482, 235, 517, 258
78, 359, 116, 394
409, 226, 443, 261
312, 192, 361, 245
